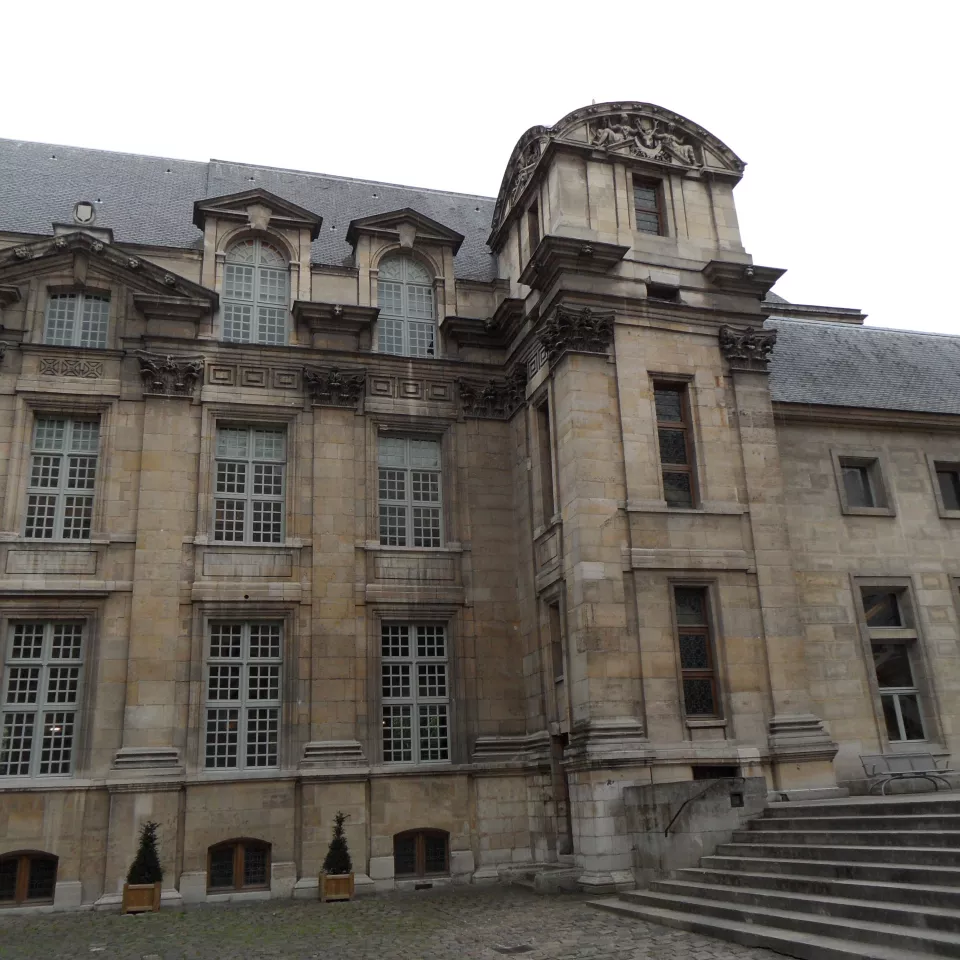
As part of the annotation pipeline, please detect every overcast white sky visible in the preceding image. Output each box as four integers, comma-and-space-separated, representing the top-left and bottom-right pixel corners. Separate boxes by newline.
4, 1, 957, 333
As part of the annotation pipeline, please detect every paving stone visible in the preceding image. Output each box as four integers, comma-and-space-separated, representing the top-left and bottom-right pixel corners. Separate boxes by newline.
0, 887, 781, 960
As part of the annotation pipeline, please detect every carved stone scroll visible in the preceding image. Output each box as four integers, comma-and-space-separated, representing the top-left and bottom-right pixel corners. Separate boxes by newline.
137, 352, 204, 397
458, 364, 527, 420
718, 325, 777, 373
303, 365, 366, 408
539, 306, 615, 365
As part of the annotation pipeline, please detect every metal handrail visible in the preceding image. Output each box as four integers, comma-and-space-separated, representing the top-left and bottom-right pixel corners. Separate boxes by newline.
664, 776, 744, 836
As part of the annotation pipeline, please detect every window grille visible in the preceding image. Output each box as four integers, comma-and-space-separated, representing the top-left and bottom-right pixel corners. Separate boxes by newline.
381, 624, 449, 763
654, 384, 696, 508
207, 840, 270, 891
673, 588, 720, 718
393, 829, 449, 877
204, 622, 282, 770
44, 293, 110, 349
214, 427, 285, 543
376, 256, 436, 357
0, 622, 84, 776
222, 239, 288, 345
25, 419, 99, 540
378, 437, 441, 547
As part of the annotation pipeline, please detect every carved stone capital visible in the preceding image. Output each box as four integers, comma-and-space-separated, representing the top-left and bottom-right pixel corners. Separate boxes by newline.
137, 352, 204, 397
718, 324, 777, 373
303, 365, 366, 408
540, 306, 615, 365
458, 364, 527, 420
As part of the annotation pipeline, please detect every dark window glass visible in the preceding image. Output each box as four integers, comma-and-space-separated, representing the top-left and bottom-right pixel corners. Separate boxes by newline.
424, 834, 447, 874
663, 472, 693, 507
0, 855, 57, 905
658, 429, 688, 465
243, 845, 268, 887
634, 182, 662, 235
208, 847, 234, 889
862, 592, 903, 628
674, 588, 706, 625
654, 389, 683, 422
842, 464, 875, 508
679, 634, 710, 669
527, 204, 540, 252
394, 835, 417, 877
898, 694, 925, 740
683, 678, 716, 716
938, 469, 960, 511
655, 385, 695, 508
873, 644, 914, 688
26, 857, 56, 900
0, 859, 17, 901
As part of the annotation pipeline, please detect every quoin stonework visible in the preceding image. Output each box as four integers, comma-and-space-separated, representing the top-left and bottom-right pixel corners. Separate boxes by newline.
2, 102, 960, 911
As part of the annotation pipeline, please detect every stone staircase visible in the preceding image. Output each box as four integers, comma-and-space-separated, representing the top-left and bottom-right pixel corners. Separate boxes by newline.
591, 792, 960, 959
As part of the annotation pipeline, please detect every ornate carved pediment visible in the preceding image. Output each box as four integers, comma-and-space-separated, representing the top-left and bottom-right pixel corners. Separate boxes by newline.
192, 188, 322, 239
345, 208, 464, 254
539, 306, 615, 365
458, 364, 527, 420
718, 325, 777, 373
137, 352, 205, 397
491, 101, 745, 242
303, 365, 366, 408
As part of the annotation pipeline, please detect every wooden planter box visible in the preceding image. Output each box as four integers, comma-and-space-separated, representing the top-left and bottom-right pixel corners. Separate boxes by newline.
122, 881, 162, 914
319, 872, 354, 902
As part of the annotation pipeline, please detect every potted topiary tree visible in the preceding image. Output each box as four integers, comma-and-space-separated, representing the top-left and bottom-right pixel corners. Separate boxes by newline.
122, 821, 163, 913
319, 810, 354, 902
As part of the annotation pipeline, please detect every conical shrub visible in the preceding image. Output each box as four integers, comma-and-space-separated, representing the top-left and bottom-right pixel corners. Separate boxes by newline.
126, 821, 163, 885
322, 811, 352, 875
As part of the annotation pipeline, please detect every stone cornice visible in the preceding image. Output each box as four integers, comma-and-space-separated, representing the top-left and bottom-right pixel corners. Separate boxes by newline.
303, 365, 366, 408
702, 260, 786, 298
457, 363, 527, 420
137, 351, 205, 398
718, 324, 777, 373
132, 293, 214, 323
292, 300, 379, 334
773, 402, 960, 433
518, 236, 629, 291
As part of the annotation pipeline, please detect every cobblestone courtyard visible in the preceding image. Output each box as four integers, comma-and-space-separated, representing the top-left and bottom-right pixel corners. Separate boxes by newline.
0, 887, 781, 960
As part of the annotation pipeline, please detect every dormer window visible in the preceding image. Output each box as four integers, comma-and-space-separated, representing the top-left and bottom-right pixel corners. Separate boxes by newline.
44, 293, 109, 348
223, 239, 289, 345
377, 255, 435, 358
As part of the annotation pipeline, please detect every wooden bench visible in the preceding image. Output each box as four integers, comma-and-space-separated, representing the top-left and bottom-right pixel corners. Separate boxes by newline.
860, 753, 953, 795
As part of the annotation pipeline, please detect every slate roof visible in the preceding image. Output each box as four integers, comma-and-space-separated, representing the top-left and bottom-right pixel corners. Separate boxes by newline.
767, 317, 960, 415
0, 138, 499, 282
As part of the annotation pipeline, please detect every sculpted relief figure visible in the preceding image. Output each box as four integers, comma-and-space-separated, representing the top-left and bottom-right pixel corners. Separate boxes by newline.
590, 113, 699, 167
510, 141, 541, 204
591, 114, 633, 148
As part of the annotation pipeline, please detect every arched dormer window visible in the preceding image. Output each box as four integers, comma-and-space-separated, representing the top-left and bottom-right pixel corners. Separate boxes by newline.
377, 255, 435, 358
223, 239, 289, 345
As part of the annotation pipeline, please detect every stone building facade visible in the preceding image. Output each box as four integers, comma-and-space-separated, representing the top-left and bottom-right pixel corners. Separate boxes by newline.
1, 101, 960, 910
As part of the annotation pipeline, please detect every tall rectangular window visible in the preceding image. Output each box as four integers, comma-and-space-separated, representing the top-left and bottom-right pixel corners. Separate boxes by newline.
25, 419, 99, 540
378, 437, 442, 547
860, 589, 924, 742
935, 464, 960, 511
44, 293, 109, 348
527, 202, 540, 253
673, 587, 719, 718
205, 622, 282, 770
1, 622, 84, 776
381, 624, 449, 763
214, 427, 286, 543
655, 384, 695, 508
634, 180, 663, 235
536, 402, 555, 521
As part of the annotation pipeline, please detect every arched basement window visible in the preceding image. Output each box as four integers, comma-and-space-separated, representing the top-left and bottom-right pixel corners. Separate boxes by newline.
222, 239, 289, 345
207, 839, 270, 892
0, 851, 58, 905
393, 829, 449, 877
376, 256, 436, 358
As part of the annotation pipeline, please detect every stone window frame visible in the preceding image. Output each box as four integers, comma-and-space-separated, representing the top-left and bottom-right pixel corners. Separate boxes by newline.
194, 404, 303, 548
926, 454, 960, 519
0, 599, 103, 783
365, 601, 463, 767
365, 415, 459, 548
539, 581, 569, 731
1, 394, 117, 542
830, 449, 896, 517
666, 577, 728, 728
851, 575, 941, 750
185, 601, 301, 778
649, 374, 703, 511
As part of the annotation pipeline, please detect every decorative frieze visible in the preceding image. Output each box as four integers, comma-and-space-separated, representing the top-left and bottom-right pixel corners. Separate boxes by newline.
367, 376, 453, 403
457, 364, 527, 420
303, 365, 366, 408
539, 306, 615, 365
137, 351, 204, 397
39, 357, 104, 379
718, 324, 777, 373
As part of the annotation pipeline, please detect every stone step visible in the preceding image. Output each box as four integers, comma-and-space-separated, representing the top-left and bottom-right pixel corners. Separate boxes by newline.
645, 879, 960, 933
750, 815, 960, 832
589, 897, 935, 960
614, 890, 960, 957
676, 867, 960, 909
763, 798, 960, 819
732, 829, 960, 848
701, 855, 960, 888
716, 843, 960, 866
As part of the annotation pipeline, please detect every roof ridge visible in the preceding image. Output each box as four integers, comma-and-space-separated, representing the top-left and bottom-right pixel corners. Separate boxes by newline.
0, 136, 210, 168
768, 317, 960, 341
